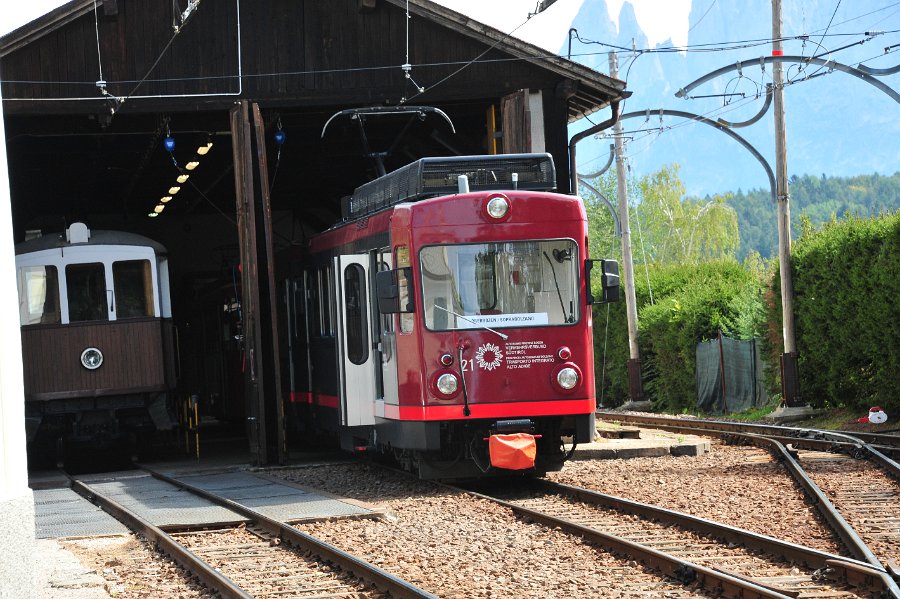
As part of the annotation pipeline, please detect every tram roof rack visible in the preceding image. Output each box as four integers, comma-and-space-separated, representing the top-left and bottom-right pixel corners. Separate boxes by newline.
342, 153, 556, 220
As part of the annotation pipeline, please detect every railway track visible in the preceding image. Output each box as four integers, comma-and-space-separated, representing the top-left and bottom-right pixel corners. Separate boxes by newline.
462, 478, 893, 598
69, 468, 436, 599
591, 412, 900, 597
798, 450, 900, 579
596, 411, 900, 464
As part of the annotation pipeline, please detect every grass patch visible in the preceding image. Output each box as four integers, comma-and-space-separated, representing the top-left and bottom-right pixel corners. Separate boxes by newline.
724, 398, 780, 422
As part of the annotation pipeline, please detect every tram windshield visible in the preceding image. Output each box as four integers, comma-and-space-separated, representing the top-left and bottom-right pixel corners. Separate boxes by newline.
17, 266, 61, 325
420, 240, 579, 331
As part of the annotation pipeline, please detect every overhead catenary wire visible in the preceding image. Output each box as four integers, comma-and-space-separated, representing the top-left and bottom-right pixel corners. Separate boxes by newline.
5, 27, 900, 93
398, 8, 535, 105
116, 0, 206, 112
92, 0, 105, 89
3, 2, 898, 112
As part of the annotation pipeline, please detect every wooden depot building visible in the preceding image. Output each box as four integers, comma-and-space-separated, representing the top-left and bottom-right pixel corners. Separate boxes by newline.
1, 0, 626, 463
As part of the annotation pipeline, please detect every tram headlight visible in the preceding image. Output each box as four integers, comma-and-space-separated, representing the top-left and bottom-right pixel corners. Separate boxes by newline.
80, 347, 103, 370
556, 367, 579, 390
436, 373, 459, 396
485, 196, 510, 219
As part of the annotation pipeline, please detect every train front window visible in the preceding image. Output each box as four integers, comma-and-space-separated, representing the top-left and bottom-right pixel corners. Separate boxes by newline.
17, 266, 61, 325
66, 263, 109, 322
113, 260, 155, 318
420, 240, 579, 331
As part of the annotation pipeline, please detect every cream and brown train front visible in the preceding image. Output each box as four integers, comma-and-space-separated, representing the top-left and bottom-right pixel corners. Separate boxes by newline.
15, 223, 176, 463
297, 154, 619, 479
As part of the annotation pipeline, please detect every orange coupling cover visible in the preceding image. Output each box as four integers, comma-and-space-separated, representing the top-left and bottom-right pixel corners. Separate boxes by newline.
488, 433, 537, 470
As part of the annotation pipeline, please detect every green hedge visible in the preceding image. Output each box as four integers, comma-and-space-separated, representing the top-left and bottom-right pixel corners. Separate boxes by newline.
594, 260, 767, 411
769, 212, 900, 412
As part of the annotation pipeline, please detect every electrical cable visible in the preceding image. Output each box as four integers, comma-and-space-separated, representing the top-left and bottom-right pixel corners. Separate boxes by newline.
632, 180, 654, 306
597, 302, 610, 408
810, 1, 900, 33
819, 0, 845, 49
687, 0, 717, 34
92, 0, 105, 87
6, 28, 900, 92
399, 10, 534, 105
116, 0, 204, 112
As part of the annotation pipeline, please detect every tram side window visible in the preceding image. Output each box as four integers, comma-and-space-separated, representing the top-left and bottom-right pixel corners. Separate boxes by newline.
344, 263, 369, 365
66, 263, 109, 322
290, 278, 304, 338
17, 266, 61, 325
322, 266, 335, 336
113, 260, 155, 318
307, 270, 322, 337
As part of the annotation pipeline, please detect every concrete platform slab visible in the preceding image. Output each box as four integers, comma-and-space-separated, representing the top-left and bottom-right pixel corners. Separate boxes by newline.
34, 539, 112, 599
172, 471, 372, 522
574, 426, 711, 460
767, 404, 825, 424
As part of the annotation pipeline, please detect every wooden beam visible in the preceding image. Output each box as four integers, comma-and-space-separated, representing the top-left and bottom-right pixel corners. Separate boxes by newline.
225, 100, 287, 465
250, 102, 285, 465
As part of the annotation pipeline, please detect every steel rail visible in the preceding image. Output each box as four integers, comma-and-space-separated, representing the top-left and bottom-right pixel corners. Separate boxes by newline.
531, 478, 890, 592
462, 487, 795, 599
70, 479, 254, 599
141, 466, 437, 599
597, 416, 894, 463
594, 413, 900, 596
728, 433, 898, 587
816, 430, 900, 483
596, 411, 900, 454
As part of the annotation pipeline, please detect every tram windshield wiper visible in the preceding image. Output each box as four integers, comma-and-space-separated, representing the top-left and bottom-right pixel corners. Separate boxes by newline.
543, 251, 573, 323
433, 304, 509, 341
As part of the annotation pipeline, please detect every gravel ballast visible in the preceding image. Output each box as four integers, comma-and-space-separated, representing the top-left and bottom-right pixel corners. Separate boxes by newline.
278, 463, 710, 598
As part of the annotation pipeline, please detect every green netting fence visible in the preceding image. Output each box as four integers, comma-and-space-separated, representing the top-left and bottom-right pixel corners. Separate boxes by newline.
696, 334, 767, 414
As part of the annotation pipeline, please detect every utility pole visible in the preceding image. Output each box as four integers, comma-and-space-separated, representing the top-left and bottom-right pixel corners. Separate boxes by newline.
772, 0, 801, 407
609, 52, 643, 404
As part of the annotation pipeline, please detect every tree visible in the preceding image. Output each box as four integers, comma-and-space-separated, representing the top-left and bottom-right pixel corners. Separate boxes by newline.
636, 164, 739, 263
579, 169, 621, 263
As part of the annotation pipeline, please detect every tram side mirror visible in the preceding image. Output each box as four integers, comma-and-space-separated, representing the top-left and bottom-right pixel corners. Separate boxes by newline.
376, 267, 415, 313
585, 259, 620, 305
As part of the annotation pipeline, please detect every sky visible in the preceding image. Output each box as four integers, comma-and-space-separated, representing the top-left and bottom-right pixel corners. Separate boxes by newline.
432, 0, 691, 51
1, 0, 68, 35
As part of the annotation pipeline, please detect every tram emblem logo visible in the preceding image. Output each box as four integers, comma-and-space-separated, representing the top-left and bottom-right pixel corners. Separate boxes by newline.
475, 343, 503, 371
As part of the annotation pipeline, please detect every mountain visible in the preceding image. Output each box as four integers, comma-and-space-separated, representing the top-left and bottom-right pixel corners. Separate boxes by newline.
566, 0, 900, 199
732, 172, 900, 259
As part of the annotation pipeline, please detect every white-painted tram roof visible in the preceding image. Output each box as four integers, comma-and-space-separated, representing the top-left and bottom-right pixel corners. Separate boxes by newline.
14, 229, 167, 256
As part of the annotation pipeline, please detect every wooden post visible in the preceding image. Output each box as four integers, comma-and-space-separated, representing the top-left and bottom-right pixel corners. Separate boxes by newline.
229, 101, 284, 465
772, 0, 801, 406
609, 52, 643, 403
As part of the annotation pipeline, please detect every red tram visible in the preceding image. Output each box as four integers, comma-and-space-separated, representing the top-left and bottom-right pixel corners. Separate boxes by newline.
282, 153, 619, 478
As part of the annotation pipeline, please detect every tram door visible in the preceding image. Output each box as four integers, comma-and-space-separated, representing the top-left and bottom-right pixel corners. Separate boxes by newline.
335, 255, 377, 427
374, 249, 399, 409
